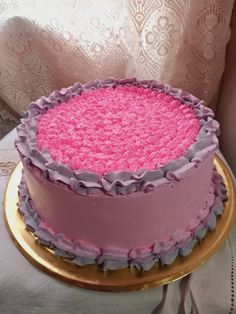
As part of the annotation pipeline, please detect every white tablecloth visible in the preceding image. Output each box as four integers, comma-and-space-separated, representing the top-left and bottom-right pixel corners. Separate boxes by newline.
0, 129, 235, 314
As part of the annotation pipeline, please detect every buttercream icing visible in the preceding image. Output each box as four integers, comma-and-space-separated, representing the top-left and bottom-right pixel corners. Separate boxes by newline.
15, 78, 219, 196
15, 78, 225, 271
18, 168, 227, 271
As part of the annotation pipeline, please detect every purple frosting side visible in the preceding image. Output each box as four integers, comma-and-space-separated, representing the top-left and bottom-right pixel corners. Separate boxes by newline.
15, 78, 220, 196
18, 168, 227, 271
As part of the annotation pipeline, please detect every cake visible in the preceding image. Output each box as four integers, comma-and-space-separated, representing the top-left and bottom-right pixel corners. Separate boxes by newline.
15, 78, 227, 271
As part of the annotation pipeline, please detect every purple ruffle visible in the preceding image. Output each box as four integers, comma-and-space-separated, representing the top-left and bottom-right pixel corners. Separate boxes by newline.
18, 168, 227, 271
15, 78, 219, 196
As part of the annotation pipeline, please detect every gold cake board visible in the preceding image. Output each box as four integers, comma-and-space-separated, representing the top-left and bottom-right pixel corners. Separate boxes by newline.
3, 155, 236, 292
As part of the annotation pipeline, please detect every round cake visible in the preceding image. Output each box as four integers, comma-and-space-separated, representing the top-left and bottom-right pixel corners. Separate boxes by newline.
15, 78, 227, 271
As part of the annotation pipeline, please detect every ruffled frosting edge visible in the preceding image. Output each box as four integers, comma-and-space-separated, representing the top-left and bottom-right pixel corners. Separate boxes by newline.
18, 168, 227, 271
15, 78, 219, 196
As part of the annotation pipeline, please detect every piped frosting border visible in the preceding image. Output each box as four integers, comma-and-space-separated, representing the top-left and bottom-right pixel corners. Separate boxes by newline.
18, 168, 227, 271
15, 78, 220, 196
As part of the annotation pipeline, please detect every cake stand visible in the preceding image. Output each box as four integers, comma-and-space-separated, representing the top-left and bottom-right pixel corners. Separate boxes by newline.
3, 155, 236, 292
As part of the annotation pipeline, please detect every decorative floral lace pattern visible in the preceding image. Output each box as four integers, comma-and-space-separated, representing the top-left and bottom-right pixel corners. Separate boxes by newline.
0, 98, 18, 138
0, 162, 17, 176
0, 0, 233, 141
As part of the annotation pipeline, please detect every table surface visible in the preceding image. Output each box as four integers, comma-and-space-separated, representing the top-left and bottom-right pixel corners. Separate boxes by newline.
0, 129, 235, 314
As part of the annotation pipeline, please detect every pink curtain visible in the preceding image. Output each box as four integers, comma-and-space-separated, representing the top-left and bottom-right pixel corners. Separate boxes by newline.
217, 4, 236, 174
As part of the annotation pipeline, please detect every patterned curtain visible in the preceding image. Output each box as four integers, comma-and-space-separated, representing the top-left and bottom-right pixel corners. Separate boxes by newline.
0, 0, 234, 138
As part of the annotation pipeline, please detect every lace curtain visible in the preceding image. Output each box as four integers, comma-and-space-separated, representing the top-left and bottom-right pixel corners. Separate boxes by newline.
0, 0, 234, 137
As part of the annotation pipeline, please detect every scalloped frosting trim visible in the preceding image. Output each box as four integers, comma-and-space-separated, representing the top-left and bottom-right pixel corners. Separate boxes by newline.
18, 168, 227, 271
15, 78, 220, 196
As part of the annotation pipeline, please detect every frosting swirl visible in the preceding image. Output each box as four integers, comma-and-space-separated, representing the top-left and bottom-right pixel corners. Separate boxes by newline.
15, 78, 219, 196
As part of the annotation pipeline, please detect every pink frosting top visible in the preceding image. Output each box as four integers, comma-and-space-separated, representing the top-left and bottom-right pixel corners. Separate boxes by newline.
37, 86, 200, 174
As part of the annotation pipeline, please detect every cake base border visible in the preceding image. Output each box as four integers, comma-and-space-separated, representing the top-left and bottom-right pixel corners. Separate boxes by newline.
3, 155, 236, 292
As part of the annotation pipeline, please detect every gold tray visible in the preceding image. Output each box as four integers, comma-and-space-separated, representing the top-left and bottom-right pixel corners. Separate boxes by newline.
3, 155, 236, 292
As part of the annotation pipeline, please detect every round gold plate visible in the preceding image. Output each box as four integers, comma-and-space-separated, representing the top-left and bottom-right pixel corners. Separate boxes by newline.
3, 155, 236, 292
